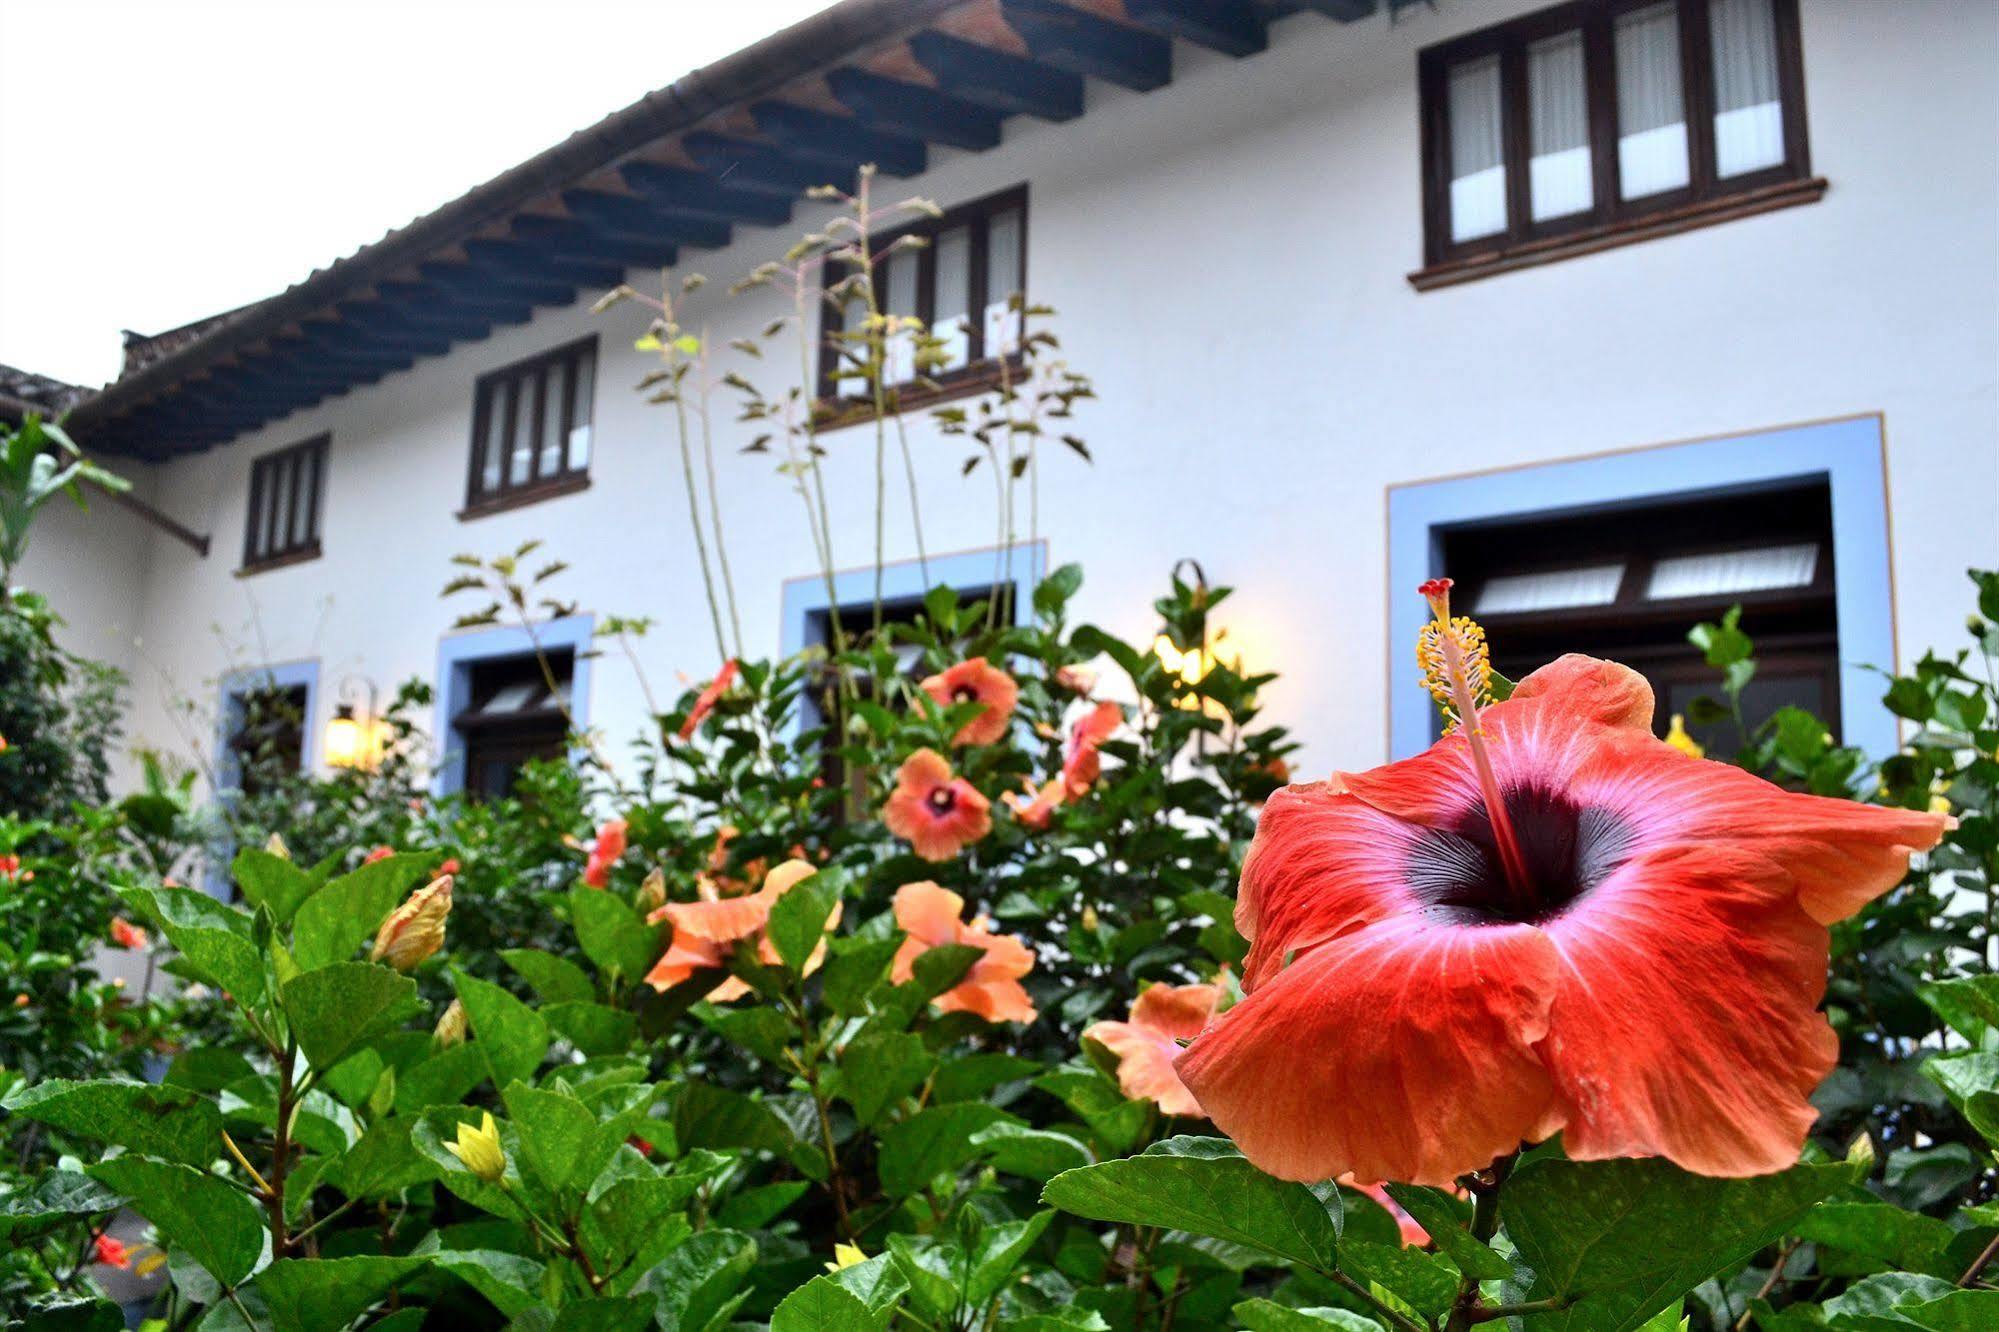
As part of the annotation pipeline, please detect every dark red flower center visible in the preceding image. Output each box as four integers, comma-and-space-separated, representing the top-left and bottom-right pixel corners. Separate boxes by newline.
927, 786, 958, 815
1406, 786, 1635, 926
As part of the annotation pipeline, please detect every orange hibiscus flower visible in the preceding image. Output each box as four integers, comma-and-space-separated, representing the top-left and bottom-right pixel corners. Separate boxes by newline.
1084, 979, 1226, 1118
882, 749, 991, 861
1002, 777, 1066, 831
1174, 582, 1949, 1187
678, 659, 740, 740
109, 918, 149, 951
644, 859, 837, 1000
890, 881, 1035, 1023
920, 657, 1020, 747
1062, 701, 1123, 796
582, 817, 627, 889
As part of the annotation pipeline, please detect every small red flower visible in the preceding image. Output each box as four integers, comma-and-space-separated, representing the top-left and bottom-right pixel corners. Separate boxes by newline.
110, 919, 149, 951
92, 1232, 130, 1269
438, 858, 461, 876
891, 882, 1036, 1023
1002, 777, 1066, 831
0, 855, 20, 881
881, 749, 991, 861
1084, 979, 1226, 1118
582, 818, 628, 889
1062, 702, 1123, 796
1176, 652, 1949, 1186
920, 657, 1020, 747
678, 660, 740, 741
363, 846, 394, 865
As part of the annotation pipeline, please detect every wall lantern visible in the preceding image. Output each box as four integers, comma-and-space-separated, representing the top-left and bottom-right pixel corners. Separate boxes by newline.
325, 677, 385, 770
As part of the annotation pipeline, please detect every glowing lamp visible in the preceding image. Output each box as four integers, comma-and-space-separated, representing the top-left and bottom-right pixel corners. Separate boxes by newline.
325, 703, 367, 769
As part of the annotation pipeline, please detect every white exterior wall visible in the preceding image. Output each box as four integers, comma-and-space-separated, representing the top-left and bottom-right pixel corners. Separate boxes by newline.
25, 0, 1997, 790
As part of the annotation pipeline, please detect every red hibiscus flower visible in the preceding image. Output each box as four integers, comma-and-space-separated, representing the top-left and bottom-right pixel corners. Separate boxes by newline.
110, 918, 149, 951
582, 818, 628, 889
678, 659, 740, 741
363, 845, 394, 865
1175, 582, 1948, 1188
1002, 777, 1065, 831
882, 749, 991, 862
438, 858, 461, 876
0, 855, 21, 881
1061, 701, 1123, 796
92, 1232, 131, 1269
891, 882, 1036, 1023
920, 657, 1020, 747
1084, 979, 1226, 1118
644, 859, 836, 1000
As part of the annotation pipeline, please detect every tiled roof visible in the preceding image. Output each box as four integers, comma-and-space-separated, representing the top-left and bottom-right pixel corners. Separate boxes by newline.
0, 363, 91, 423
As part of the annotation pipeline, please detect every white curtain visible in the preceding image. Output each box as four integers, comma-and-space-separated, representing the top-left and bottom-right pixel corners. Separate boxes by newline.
1447, 55, 1507, 241
1647, 542, 1818, 600
982, 208, 1024, 357
1528, 30, 1592, 221
1711, 0, 1784, 176
934, 225, 972, 371
1615, 2, 1690, 199
1475, 564, 1625, 615
883, 249, 918, 384
566, 352, 593, 471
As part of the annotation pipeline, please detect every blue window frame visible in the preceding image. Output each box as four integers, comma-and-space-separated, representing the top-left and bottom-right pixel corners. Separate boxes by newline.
1386, 415, 1896, 759
434, 615, 595, 796
216, 659, 321, 791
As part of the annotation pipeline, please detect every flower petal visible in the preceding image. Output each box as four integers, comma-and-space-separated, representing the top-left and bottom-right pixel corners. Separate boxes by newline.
1537, 844, 1841, 1175
1508, 654, 1655, 731
1129, 981, 1223, 1042
1177, 917, 1560, 1186
892, 881, 966, 952
1088, 1019, 1203, 1118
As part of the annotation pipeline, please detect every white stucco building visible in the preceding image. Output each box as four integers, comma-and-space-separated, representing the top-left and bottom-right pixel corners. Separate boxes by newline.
11, 0, 1997, 796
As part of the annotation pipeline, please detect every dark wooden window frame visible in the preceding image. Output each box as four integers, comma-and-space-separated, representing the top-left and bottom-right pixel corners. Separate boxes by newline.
462, 335, 598, 519
452, 649, 575, 801
240, 434, 327, 574
1413, 0, 1817, 290
816, 184, 1029, 423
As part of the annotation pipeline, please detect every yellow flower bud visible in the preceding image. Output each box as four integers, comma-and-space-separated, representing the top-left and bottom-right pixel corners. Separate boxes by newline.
445, 1111, 507, 1183
1080, 905, 1100, 932
637, 867, 667, 914
433, 998, 468, 1048
1663, 714, 1705, 760
265, 833, 291, 861
825, 1242, 868, 1273
371, 875, 453, 971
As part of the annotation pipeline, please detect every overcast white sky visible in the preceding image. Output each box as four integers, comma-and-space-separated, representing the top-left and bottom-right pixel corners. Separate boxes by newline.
0, 0, 838, 387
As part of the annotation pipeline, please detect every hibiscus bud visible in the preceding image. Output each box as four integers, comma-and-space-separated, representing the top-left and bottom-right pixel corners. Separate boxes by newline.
825, 1242, 868, 1273
371, 876, 453, 971
445, 1111, 507, 1182
265, 833, 291, 861
1081, 905, 1100, 931
433, 998, 468, 1047
637, 867, 667, 913
1845, 1130, 1876, 1172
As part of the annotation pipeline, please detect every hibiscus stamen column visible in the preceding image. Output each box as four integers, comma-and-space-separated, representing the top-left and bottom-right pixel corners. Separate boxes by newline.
1417, 579, 1534, 903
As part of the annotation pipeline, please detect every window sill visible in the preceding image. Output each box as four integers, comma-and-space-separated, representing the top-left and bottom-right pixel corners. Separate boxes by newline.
237, 544, 322, 577
458, 473, 591, 521
813, 357, 1020, 431
1409, 176, 1829, 292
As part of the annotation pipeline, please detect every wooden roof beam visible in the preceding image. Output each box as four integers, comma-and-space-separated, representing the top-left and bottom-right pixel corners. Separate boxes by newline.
906, 31, 1084, 121
999, 0, 1172, 91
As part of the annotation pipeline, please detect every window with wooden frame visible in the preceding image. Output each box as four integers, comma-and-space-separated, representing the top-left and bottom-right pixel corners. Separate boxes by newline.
451, 650, 574, 801
1414, 0, 1815, 288
464, 336, 596, 516
1439, 479, 1838, 751
817, 185, 1027, 413
241, 435, 327, 573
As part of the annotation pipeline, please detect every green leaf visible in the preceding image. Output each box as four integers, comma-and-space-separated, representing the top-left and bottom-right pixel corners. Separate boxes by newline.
1790, 1201, 1958, 1278
770, 1278, 893, 1332
822, 935, 902, 1016
570, 886, 659, 986
1233, 1301, 1380, 1332
1385, 1183, 1511, 1280
502, 1081, 603, 1196
934, 1053, 1041, 1102
18, 1295, 125, 1330
279, 963, 420, 1073
879, 1103, 1016, 1196
546, 1001, 641, 1056
584, 1176, 698, 1274
232, 848, 323, 925
967, 1211, 1053, 1305
633, 1228, 756, 1332
1501, 1157, 1846, 1332
453, 970, 550, 1088
431, 1249, 545, 1317
87, 1157, 264, 1286
834, 1032, 932, 1128
0, 1171, 126, 1244
118, 884, 264, 1002
1040, 1136, 1338, 1269
292, 854, 432, 971
1921, 976, 1999, 1045
670, 1081, 796, 1158
328, 1120, 430, 1200
248, 1256, 429, 1331
503, 948, 596, 1004
765, 870, 840, 974
973, 1122, 1093, 1181
715, 1180, 809, 1230
1341, 1238, 1460, 1319
2, 1078, 221, 1165
1922, 1053, 1999, 1146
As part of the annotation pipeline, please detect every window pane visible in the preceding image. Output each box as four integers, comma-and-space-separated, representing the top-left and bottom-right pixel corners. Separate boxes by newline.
288, 453, 311, 547
1446, 55, 1508, 241
1710, 0, 1784, 177
1528, 30, 1593, 221
538, 367, 563, 477
984, 207, 1023, 356
567, 352, 594, 471
1615, 2, 1690, 199
883, 248, 918, 383
479, 387, 505, 493
1474, 563, 1625, 615
263, 463, 284, 554
1647, 542, 1819, 599
508, 380, 533, 486
934, 226, 972, 371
